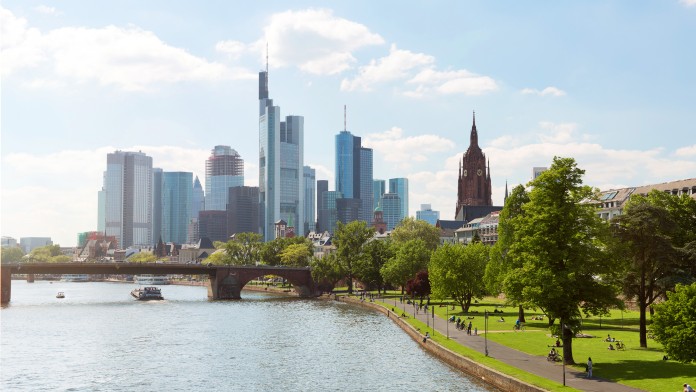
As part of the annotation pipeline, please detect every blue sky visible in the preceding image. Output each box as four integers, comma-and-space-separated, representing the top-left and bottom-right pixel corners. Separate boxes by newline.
2, 1, 695, 247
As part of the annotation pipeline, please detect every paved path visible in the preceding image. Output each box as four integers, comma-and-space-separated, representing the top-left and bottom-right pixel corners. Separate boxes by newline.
384, 298, 644, 392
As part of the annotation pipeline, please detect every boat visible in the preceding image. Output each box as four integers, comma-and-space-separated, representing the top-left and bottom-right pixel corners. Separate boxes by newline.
56, 292, 65, 299
60, 274, 90, 282
130, 286, 164, 301
133, 274, 170, 285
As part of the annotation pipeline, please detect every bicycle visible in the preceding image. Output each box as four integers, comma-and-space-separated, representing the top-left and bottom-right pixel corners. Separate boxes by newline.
513, 323, 526, 331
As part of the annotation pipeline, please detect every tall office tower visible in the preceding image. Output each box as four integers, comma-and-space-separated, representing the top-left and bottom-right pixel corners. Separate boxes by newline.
19, 237, 52, 253
152, 168, 163, 243
337, 198, 361, 224
381, 192, 402, 231
373, 179, 385, 212
416, 204, 440, 226
198, 210, 227, 243
103, 151, 153, 248
227, 186, 260, 236
161, 172, 193, 244
191, 176, 205, 218
303, 166, 316, 235
205, 145, 244, 211
97, 187, 106, 232
320, 191, 342, 235
335, 128, 373, 224
389, 178, 409, 221
316, 180, 329, 232
258, 69, 304, 241
456, 113, 493, 218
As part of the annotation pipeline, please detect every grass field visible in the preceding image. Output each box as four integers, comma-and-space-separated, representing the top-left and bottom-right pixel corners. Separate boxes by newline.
373, 292, 695, 392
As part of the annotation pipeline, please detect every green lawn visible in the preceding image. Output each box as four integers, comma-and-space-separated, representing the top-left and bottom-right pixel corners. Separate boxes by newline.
372, 294, 695, 392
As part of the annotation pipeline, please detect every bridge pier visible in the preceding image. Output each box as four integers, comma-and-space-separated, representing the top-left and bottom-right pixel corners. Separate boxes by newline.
1, 267, 11, 304
208, 269, 242, 300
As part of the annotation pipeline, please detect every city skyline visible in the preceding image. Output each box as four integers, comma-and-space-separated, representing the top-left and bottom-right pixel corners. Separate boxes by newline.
2, 2, 696, 246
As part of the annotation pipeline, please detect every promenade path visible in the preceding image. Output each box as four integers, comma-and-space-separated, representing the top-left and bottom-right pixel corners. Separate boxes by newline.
385, 298, 644, 392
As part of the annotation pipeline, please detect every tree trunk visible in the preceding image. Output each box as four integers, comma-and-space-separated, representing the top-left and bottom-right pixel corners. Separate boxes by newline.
639, 302, 648, 348
518, 305, 526, 323
347, 276, 353, 294
561, 318, 575, 365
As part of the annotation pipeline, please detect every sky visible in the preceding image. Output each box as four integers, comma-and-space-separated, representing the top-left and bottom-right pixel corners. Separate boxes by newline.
2, 1, 696, 247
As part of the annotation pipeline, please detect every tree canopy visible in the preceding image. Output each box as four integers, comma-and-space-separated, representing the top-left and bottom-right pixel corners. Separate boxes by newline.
224, 232, 263, 265
390, 217, 440, 251
333, 220, 374, 294
651, 282, 696, 363
502, 157, 621, 364
430, 242, 488, 312
354, 239, 392, 292
381, 238, 430, 293
280, 242, 313, 267
1, 246, 24, 263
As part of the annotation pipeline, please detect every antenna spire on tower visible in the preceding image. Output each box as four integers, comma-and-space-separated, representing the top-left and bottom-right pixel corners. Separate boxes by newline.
266, 42, 269, 74
344, 105, 347, 131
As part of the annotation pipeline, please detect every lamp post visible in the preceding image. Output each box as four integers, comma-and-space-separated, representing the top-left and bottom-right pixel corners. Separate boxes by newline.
432, 306, 435, 337
484, 310, 489, 356
446, 305, 449, 339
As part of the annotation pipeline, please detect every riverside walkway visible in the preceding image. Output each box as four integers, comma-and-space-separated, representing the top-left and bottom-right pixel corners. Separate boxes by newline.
388, 299, 644, 392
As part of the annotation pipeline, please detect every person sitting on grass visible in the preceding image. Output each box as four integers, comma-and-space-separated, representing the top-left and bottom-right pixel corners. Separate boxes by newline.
498, 316, 505, 322
548, 348, 557, 360
608, 344, 615, 350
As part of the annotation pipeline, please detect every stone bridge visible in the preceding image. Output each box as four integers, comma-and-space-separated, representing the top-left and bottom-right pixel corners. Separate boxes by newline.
0, 262, 316, 304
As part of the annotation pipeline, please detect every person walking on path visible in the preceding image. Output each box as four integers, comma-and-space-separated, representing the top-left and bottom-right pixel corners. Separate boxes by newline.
586, 357, 593, 378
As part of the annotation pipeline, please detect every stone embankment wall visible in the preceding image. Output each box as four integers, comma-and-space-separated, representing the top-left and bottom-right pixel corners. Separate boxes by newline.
338, 296, 546, 392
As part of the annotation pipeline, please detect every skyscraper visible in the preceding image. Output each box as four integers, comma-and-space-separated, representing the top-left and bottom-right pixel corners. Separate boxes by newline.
227, 186, 260, 236
373, 180, 385, 212
381, 192, 402, 231
259, 69, 304, 241
316, 180, 328, 232
389, 178, 409, 221
152, 168, 163, 242
303, 166, 316, 235
205, 145, 244, 211
191, 176, 205, 218
103, 151, 153, 248
456, 113, 492, 219
335, 127, 373, 225
161, 171, 193, 244
416, 204, 440, 226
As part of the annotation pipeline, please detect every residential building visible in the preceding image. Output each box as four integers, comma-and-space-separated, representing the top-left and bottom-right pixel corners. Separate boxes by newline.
205, 145, 244, 211
416, 204, 440, 226
161, 171, 193, 244
103, 151, 153, 248
303, 166, 316, 235
595, 178, 696, 221
389, 178, 409, 221
258, 69, 304, 241
456, 113, 492, 219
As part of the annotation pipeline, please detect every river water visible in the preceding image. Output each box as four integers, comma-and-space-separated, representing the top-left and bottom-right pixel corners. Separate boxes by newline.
1, 281, 495, 391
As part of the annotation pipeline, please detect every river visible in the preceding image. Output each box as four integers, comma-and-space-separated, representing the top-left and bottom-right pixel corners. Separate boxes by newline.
1, 281, 495, 391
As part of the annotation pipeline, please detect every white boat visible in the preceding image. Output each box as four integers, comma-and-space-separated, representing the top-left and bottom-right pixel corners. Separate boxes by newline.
134, 274, 170, 285
130, 286, 164, 301
56, 292, 65, 298
60, 274, 90, 282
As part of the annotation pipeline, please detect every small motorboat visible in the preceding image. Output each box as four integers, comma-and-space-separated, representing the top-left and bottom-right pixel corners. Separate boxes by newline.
131, 286, 164, 301
56, 292, 65, 299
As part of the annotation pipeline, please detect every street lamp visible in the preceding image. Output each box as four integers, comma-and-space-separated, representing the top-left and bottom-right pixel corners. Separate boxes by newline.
484, 310, 489, 356
446, 305, 449, 339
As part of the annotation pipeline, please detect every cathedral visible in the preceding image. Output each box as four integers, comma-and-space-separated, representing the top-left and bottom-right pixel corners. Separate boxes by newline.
455, 113, 493, 219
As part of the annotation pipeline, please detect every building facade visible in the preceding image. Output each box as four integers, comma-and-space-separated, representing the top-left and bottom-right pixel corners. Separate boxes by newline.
103, 151, 153, 248
303, 166, 316, 235
161, 171, 193, 244
373, 179, 385, 212
316, 180, 329, 233
381, 192, 402, 231
389, 178, 409, 222
416, 204, 440, 226
19, 237, 52, 253
205, 145, 244, 211
227, 186, 260, 236
456, 113, 492, 219
335, 129, 374, 225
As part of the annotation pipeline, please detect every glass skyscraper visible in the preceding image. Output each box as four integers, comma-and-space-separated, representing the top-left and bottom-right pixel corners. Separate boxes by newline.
303, 166, 316, 235
373, 179, 385, 212
205, 145, 244, 211
416, 204, 440, 226
335, 129, 373, 225
381, 192, 402, 231
259, 70, 304, 241
389, 178, 409, 221
162, 171, 193, 244
103, 151, 153, 248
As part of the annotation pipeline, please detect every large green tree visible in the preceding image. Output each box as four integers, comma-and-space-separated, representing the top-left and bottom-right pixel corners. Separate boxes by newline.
260, 237, 308, 266
280, 242, 313, 267
390, 217, 440, 251
1, 247, 24, 263
224, 232, 263, 265
651, 282, 696, 363
431, 242, 488, 312
333, 220, 374, 294
310, 253, 344, 293
611, 198, 681, 347
354, 239, 392, 292
381, 239, 430, 294
503, 157, 621, 365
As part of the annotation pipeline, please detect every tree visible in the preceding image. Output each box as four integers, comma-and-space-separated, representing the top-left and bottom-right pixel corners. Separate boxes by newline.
381, 239, 430, 293
484, 185, 530, 321
224, 232, 263, 265
280, 242, 313, 267
1, 247, 24, 263
260, 237, 308, 266
612, 198, 681, 347
206, 250, 227, 265
333, 220, 374, 294
430, 242, 488, 312
27, 244, 62, 262
502, 157, 621, 365
310, 253, 344, 293
354, 239, 392, 292
651, 282, 696, 363
390, 217, 440, 251
128, 252, 157, 263
405, 270, 431, 301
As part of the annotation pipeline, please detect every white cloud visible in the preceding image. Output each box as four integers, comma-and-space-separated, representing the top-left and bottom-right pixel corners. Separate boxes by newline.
259, 8, 384, 75
363, 126, 455, 169
675, 144, 696, 157
340, 44, 434, 91
406, 68, 499, 97
537, 122, 579, 143
34, 5, 59, 15
1, 7, 254, 90
521, 86, 566, 96
215, 40, 247, 60
680, 0, 696, 7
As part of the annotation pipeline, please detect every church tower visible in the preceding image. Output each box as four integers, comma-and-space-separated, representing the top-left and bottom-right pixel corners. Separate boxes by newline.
456, 112, 492, 218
